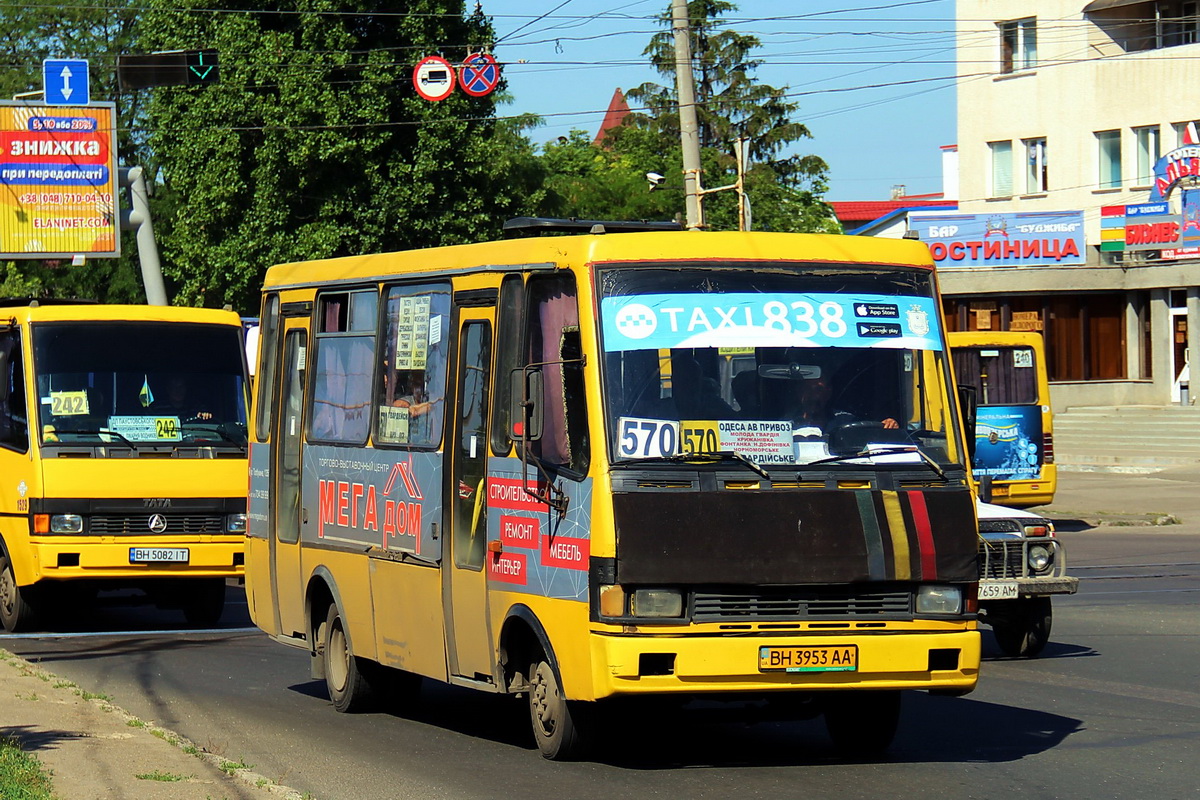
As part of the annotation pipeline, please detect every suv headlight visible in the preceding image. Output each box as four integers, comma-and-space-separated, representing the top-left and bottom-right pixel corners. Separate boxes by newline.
1028, 544, 1052, 572
225, 513, 248, 534
916, 585, 963, 615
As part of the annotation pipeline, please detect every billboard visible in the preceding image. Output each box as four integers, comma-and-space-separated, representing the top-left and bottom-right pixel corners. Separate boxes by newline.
0, 101, 119, 259
908, 211, 1085, 268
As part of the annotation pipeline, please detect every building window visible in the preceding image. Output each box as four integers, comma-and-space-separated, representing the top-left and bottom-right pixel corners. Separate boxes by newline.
1088, 1, 1200, 51
1024, 137, 1048, 193
1134, 125, 1161, 185
990, 140, 1013, 197
1097, 130, 1122, 189
999, 17, 1037, 73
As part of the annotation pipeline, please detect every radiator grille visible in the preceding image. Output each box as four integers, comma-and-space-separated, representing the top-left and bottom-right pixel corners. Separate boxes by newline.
978, 540, 1024, 579
693, 588, 912, 622
88, 514, 225, 536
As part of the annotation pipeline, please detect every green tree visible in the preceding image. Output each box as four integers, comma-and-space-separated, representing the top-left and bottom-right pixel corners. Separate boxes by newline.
623, 0, 837, 233
135, 0, 547, 313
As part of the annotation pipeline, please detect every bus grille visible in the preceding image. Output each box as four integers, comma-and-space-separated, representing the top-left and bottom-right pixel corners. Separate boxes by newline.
88, 514, 226, 536
692, 589, 912, 622
978, 541, 1024, 579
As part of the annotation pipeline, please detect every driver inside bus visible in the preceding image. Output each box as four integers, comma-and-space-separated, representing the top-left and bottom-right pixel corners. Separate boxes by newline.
157, 375, 213, 421
788, 374, 899, 437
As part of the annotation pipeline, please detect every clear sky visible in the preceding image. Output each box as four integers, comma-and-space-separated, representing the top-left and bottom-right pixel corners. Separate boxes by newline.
478, 0, 958, 202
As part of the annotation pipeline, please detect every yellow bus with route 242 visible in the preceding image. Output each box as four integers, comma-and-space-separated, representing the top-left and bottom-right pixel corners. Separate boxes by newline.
246, 219, 982, 760
0, 301, 250, 632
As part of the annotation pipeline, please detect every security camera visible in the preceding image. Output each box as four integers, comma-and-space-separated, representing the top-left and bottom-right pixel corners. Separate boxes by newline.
646, 172, 665, 190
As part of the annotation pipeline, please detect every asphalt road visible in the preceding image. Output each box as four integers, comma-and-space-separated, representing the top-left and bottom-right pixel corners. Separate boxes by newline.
3, 528, 1198, 800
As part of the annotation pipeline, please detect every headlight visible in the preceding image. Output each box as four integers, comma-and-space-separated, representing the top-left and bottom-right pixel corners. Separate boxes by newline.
50, 514, 84, 534
225, 513, 248, 534
1028, 544, 1052, 572
630, 588, 683, 618
916, 585, 963, 615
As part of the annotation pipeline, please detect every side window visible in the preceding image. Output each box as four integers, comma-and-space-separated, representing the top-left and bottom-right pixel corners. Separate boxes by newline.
376, 283, 451, 448
527, 274, 589, 473
254, 294, 280, 442
0, 329, 28, 452
490, 274, 524, 456
309, 290, 377, 445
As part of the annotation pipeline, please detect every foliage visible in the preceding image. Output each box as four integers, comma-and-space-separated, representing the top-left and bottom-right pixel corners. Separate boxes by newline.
136, 0, 546, 314
0, 736, 55, 800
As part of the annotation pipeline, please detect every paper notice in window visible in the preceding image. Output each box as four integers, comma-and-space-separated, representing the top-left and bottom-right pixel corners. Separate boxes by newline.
395, 296, 431, 370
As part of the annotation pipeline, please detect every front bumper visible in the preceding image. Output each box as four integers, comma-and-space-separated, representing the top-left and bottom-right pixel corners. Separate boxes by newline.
24, 538, 244, 583
588, 629, 980, 700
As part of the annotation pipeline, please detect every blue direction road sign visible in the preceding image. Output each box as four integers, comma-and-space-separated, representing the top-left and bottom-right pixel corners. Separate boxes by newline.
43, 58, 90, 105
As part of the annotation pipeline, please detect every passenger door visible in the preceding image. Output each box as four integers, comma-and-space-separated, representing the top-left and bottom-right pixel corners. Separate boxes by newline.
270, 327, 308, 640
443, 308, 495, 681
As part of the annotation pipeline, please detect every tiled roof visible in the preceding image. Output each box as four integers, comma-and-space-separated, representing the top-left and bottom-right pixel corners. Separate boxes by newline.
829, 197, 955, 224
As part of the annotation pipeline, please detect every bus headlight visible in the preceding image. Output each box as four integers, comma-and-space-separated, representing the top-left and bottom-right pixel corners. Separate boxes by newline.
50, 514, 84, 534
1028, 544, 1052, 572
916, 585, 963, 615
630, 588, 683, 618
225, 513, 248, 534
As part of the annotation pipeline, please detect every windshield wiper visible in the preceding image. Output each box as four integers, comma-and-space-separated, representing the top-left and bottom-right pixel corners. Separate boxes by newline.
49, 428, 139, 449
803, 445, 947, 481
620, 450, 772, 480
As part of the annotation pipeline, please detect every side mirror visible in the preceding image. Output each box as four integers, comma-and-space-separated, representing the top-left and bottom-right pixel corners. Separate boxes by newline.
957, 383, 978, 463
509, 368, 543, 442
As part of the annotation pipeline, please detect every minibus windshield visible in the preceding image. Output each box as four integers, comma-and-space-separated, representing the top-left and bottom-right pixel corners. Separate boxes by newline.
33, 322, 248, 448
597, 264, 963, 469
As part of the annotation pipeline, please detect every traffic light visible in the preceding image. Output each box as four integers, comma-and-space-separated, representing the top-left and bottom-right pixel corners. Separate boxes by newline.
118, 50, 220, 89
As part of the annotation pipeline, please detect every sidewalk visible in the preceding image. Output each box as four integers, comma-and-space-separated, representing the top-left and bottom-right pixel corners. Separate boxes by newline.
1040, 466, 1200, 529
0, 649, 303, 800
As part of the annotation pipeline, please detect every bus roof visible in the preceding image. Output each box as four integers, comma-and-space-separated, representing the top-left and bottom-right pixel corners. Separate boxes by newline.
1, 303, 243, 326
947, 330, 1045, 348
262, 230, 936, 290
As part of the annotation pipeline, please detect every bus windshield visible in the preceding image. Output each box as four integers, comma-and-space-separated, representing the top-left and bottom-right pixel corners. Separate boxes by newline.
33, 322, 248, 449
598, 264, 963, 468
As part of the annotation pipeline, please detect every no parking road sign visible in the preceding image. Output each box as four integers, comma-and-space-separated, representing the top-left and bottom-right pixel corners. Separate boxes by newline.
413, 55, 455, 101
459, 52, 500, 97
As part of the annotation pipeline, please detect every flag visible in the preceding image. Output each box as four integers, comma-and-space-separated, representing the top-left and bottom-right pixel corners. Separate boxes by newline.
139, 375, 154, 407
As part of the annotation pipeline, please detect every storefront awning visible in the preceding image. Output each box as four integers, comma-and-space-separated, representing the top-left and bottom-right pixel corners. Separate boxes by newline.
1082, 0, 1151, 13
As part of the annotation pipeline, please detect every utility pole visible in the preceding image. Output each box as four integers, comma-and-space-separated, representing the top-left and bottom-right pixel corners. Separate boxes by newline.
671, 0, 703, 229
119, 166, 168, 306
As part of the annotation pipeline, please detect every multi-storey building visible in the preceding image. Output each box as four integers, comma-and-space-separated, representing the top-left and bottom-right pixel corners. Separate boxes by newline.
932, 0, 1200, 408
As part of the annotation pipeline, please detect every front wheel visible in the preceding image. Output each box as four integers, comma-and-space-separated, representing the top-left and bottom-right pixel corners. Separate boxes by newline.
528, 658, 587, 760
823, 690, 902, 758
991, 596, 1053, 658
0, 551, 38, 633
321, 604, 378, 713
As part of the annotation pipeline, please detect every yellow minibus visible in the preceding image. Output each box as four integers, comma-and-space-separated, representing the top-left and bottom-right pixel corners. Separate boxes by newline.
0, 301, 250, 631
247, 220, 981, 760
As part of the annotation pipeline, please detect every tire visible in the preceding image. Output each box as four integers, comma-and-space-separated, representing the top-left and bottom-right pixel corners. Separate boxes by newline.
992, 596, 1053, 658
823, 690, 902, 758
528, 657, 587, 760
182, 578, 227, 627
0, 551, 38, 633
321, 604, 378, 713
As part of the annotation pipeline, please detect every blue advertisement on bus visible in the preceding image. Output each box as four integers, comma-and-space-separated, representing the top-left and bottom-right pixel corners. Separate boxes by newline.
973, 405, 1043, 481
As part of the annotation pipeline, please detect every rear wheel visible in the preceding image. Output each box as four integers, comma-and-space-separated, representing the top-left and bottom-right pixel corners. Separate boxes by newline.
991, 596, 1053, 658
321, 604, 378, 713
823, 690, 902, 758
182, 578, 226, 627
528, 657, 587, 760
0, 551, 38, 633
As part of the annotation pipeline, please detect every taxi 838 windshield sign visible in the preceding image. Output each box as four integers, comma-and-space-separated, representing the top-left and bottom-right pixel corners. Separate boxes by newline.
0, 102, 119, 259
600, 292, 942, 352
